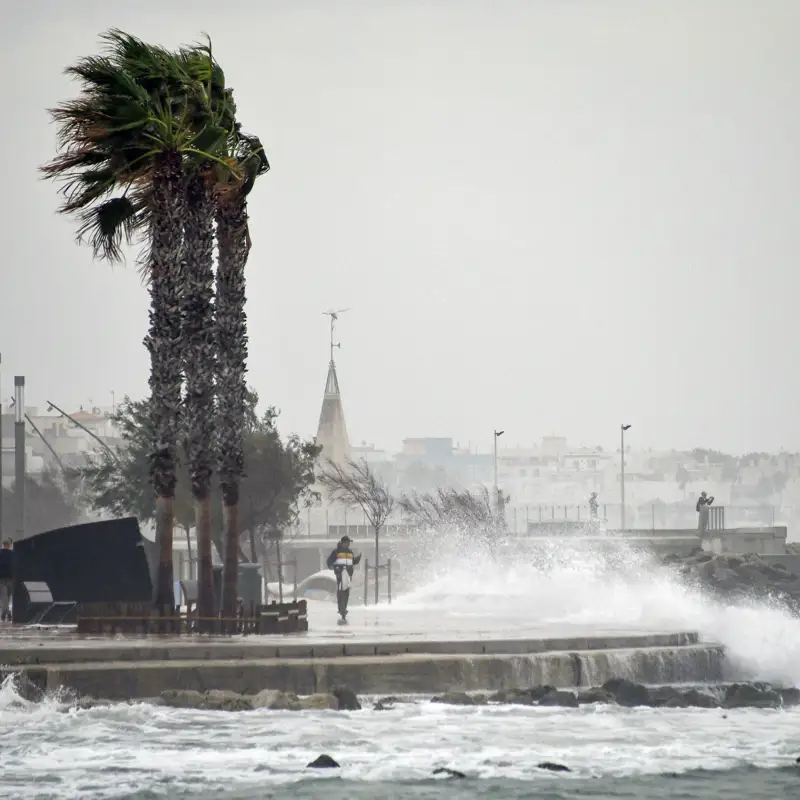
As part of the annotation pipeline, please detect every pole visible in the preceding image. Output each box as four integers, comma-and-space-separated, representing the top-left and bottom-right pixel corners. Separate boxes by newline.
276, 535, 284, 604
14, 377, 25, 541
46, 400, 117, 459
374, 523, 380, 605
620, 425, 625, 531
0, 353, 3, 543
492, 433, 498, 511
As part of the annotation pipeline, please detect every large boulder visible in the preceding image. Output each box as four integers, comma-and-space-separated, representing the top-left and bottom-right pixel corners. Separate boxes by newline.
680, 688, 720, 708
778, 688, 800, 707
295, 694, 339, 711
538, 689, 579, 708
333, 687, 362, 711
650, 686, 685, 707
307, 755, 340, 769
602, 678, 653, 707
723, 683, 781, 709
431, 692, 479, 706
160, 690, 207, 710
488, 688, 535, 705
528, 685, 557, 701
204, 690, 253, 711
252, 689, 300, 711
577, 687, 613, 705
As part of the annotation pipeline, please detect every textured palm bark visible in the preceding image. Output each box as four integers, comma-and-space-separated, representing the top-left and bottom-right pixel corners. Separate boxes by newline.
215, 195, 249, 616
222, 500, 239, 629
144, 150, 186, 608
182, 174, 217, 622
195, 494, 213, 621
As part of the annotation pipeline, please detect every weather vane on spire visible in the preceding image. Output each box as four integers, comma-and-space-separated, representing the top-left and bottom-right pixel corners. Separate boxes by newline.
322, 308, 351, 365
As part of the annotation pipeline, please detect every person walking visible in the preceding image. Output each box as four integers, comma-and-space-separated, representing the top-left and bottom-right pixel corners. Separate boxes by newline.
0, 539, 14, 623
696, 491, 715, 533
326, 535, 361, 624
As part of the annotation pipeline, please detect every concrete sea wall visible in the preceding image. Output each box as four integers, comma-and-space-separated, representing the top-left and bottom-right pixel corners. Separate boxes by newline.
6, 641, 724, 701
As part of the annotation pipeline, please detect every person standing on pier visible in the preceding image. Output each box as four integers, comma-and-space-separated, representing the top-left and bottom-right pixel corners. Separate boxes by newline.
326, 535, 362, 624
0, 539, 14, 622
696, 491, 715, 532
589, 492, 599, 520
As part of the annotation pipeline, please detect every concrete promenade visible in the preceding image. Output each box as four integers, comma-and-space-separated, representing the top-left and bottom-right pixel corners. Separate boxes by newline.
0, 602, 724, 699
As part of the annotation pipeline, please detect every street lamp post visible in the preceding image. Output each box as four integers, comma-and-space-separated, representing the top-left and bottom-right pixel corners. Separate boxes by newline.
620, 423, 632, 531
493, 429, 505, 515
45, 400, 117, 460
14, 376, 25, 541
0, 353, 3, 541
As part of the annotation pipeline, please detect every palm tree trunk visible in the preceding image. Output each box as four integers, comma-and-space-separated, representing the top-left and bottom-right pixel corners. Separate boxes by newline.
146, 150, 186, 608
183, 174, 217, 624
216, 195, 250, 617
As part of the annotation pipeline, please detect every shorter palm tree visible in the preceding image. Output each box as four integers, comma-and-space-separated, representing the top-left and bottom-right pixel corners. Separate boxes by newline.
215, 129, 270, 617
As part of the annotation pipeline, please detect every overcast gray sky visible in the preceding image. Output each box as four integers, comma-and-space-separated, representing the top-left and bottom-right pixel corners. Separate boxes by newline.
1, 0, 798, 455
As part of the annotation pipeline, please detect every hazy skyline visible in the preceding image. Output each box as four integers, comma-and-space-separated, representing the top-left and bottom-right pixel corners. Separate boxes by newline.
1, 0, 798, 455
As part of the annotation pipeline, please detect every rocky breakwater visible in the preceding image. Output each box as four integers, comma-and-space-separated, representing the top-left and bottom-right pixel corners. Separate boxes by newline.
429, 678, 800, 710
157, 686, 362, 712
13, 673, 799, 713
662, 549, 800, 609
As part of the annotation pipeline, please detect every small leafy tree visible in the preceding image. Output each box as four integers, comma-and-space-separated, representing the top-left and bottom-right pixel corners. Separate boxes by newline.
238, 407, 321, 563
320, 458, 395, 604
78, 393, 319, 574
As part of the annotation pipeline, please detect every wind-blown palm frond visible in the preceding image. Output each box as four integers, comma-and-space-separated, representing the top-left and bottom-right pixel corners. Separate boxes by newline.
41, 30, 236, 264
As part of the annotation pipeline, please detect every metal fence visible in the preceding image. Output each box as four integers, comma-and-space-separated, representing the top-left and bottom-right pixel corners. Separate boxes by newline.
505, 503, 777, 533
301, 503, 782, 538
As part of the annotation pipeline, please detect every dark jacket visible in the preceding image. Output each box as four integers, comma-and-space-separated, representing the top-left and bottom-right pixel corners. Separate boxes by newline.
696, 495, 714, 512
326, 542, 362, 578
0, 548, 13, 581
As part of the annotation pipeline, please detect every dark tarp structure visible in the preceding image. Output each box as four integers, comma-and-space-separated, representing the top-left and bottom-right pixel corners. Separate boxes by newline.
12, 516, 154, 623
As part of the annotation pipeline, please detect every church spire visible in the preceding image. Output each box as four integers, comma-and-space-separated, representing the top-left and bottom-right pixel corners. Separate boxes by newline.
316, 310, 351, 464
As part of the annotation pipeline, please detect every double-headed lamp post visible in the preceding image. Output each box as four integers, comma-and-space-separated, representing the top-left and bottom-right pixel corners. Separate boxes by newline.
493, 429, 505, 515
620, 423, 632, 531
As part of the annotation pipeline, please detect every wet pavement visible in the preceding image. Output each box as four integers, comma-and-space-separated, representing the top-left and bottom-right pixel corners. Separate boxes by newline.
0, 599, 695, 656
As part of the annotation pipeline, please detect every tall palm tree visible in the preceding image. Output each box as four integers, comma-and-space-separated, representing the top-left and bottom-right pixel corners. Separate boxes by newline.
182, 168, 217, 620
41, 31, 222, 607
175, 43, 238, 622
216, 131, 270, 616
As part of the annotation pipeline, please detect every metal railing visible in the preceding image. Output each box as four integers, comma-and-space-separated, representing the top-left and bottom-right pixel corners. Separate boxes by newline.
708, 505, 726, 531
299, 503, 781, 538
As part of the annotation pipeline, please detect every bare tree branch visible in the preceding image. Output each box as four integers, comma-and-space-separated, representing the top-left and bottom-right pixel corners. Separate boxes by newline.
320, 458, 395, 532
399, 486, 507, 540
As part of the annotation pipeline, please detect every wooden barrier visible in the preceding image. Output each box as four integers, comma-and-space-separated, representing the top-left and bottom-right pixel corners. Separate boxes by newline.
76, 600, 308, 636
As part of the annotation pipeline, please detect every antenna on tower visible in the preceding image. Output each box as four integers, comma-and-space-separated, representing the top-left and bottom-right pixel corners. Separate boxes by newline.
322, 308, 351, 364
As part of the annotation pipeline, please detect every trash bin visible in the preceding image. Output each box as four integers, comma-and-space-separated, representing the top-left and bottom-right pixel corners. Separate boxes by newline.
238, 563, 262, 606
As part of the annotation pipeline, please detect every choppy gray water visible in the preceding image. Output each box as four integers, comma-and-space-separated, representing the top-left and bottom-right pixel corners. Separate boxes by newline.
6, 539, 800, 798
1, 680, 798, 800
